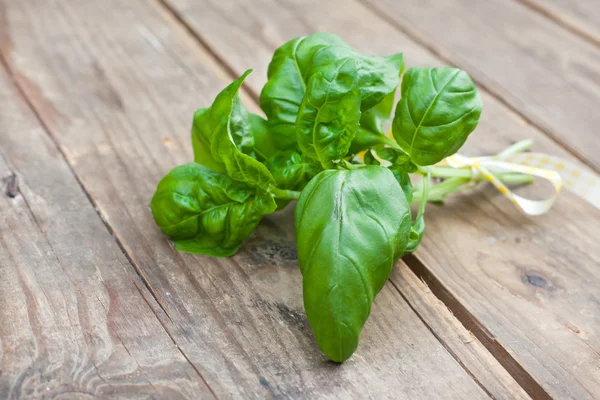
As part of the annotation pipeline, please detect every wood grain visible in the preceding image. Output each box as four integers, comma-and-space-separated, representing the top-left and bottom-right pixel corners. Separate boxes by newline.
0, 63, 211, 398
359, 0, 600, 172
160, 0, 600, 398
517, 0, 600, 48
0, 0, 508, 398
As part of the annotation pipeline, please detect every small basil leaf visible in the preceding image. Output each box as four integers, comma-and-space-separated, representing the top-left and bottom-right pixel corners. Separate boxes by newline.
192, 107, 225, 173
250, 113, 279, 162
363, 149, 380, 166
295, 166, 411, 362
260, 33, 344, 150
296, 58, 361, 164
377, 148, 418, 173
392, 67, 482, 166
404, 216, 425, 254
389, 167, 413, 204
349, 89, 397, 154
198, 70, 275, 190
265, 151, 321, 191
150, 163, 276, 257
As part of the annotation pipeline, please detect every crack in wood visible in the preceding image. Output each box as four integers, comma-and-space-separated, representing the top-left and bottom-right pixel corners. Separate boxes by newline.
401, 253, 552, 400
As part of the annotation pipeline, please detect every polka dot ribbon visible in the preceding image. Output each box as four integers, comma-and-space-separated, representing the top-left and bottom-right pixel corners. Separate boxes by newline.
444, 153, 563, 215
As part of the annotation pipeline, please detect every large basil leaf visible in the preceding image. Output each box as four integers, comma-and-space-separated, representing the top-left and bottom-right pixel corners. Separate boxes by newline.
308, 46, 403, 111
296, 58, 361, 165
392, 67, 482, 166
260, 33, 404, 151
265, 151, 321, 191
192, 69, 275, 190
295, 166, 412, 362
259, 34, 344, 150
150, 163, 276, 257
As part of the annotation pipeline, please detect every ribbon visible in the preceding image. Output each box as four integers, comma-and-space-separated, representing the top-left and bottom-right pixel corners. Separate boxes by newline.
443, 154, 562, 216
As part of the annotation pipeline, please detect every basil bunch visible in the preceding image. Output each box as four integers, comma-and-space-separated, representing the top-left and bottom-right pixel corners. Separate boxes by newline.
150, 33, 482, 362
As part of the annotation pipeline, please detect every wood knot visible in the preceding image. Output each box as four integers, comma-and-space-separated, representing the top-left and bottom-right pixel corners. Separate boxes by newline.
521, 271, 547, 288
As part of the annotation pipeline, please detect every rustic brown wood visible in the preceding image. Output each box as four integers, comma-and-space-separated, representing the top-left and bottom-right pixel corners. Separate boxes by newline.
0, 65, 212, 398
358, 0, 600, 172
517, 0, 600, 48
0, 0, 512, 398
159, 0, 600, 398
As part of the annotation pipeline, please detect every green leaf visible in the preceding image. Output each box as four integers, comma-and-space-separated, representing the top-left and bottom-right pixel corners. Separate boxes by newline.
389, 167, 413, 204
260, 34, 344, 150
377, 147, 417, 173
265, 150, 321, 191
405, 216, 424, 253
295, 166, 412, 362
296, 58, 361, 165
349, 89, 397, 154
309, 46, 403, 111
363, 149, 380, 166
192, 107, 225, 173
392, 67, 482, 166
150, 163, 276, 257
260, 33, 404, 151
250, 113, 279, 162
192, 69, 276, 190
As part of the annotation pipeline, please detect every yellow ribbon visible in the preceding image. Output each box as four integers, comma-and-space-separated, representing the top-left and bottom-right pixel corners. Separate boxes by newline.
358, 131, 600, 214
443, 154, 562, 216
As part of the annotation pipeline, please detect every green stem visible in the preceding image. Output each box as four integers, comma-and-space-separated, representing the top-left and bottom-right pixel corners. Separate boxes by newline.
271, 187, 301, 200
497, 139, 533, 157
412, 177, 469, 204
415, 172, 430, 217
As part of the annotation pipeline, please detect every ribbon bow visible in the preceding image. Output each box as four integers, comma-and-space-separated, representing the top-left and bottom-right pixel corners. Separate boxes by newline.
443, 153, 562, 216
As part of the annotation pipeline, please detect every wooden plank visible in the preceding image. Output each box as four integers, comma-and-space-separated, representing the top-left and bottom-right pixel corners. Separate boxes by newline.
0, 65, 211, 398
0, 0, 503, 397
518, 0, 600, 48
358, 0, 600, 172
159, 0, 600, 398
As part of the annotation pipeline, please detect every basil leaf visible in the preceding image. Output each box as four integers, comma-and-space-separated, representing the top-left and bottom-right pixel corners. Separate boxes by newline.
363, 149, 380, 166
405, 216, 424, 254
349, 89, 397, 154
192, 69, 275, 190
260, 33, 404, 151
296, 58, 361, 165
192, 107, 225, 173
389, 167, 413, 204
392, 67, 482, 166
309, 47, 403, 111
260, 34, 343, 150
265, 151, 321, 191
295, 166, 412, 362
377, 148, 417, 173
150, 163, 276, 257
250, 113, 279, 162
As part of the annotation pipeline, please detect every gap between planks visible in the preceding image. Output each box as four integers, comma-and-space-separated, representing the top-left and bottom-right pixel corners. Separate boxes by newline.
0, 49, 219, 400
355, 0, 599, 174
153, 0, 549, 397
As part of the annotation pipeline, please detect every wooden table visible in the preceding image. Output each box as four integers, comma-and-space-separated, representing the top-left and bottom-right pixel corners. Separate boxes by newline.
1, 0, 599, 398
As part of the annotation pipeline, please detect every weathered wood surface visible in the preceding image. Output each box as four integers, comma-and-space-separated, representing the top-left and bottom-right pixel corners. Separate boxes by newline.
360, 0, 600, 172
518, 0, 600, 47
161, 0, 600, 398
0, 0, 529, 398
0, 65, 211, 398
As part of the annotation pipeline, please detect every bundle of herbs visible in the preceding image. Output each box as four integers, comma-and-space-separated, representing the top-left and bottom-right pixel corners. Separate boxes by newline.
150, 33, 531, 362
